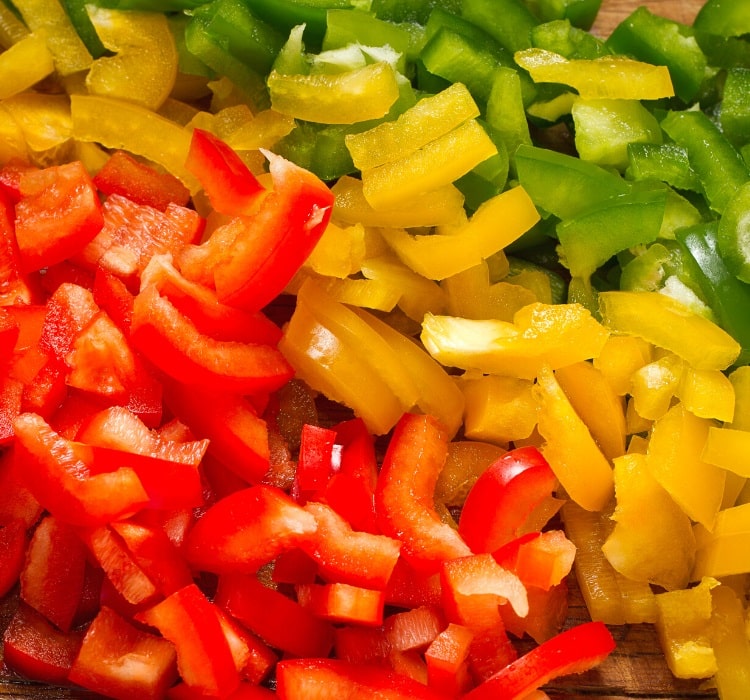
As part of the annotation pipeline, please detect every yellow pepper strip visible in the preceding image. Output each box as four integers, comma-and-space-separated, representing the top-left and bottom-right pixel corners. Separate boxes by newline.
710, 585, 750, 699
436, 441, 506, 508
361, 118, 497, 210
647, 403, 726, 530
534, 364, 614, 512
459, 374, 537, 446
0, 105, 27, 163
223, 110, 296, 151
331, 175, 466, 228
421, 302, 609, 380
304, 221, 366, 278
598, 290, 741, 371
0, 32, 54, 100
3, 92, 72, 156
13, 0, 92, 76
593, 335, 653, 397
629, 353, 684, 422
562, 501, 657, 625
0, 2, 29, 49
602, 453, 696, 591
692, 504, 750, 579
267, 61, 400, 124
555, 361, 626, 462
377, 186, 539, 280
514, 48, 675, 100
728, 366, 750, 431
676, 367, 736, 423
654, 577, 719, 680
288, 269, 402, 313
70, 94, 199, 193
703, 428, 750, 478
625, 397, 653, 436
85, 7, 178, 111
345, 82, 480, 171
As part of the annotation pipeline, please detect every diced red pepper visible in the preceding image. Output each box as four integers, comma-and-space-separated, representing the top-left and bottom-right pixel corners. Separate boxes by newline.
0, 188, 34, 305
501, 580, 569, 645
295, 423, 338, 495
376, 413, 471, 573
334, 625, 393, 666
0, 519, 26, 598
466, 626, 518, 684
212, 607, 277, 686
384, 605, 446, 652
297, 581, 386, 626
493, 529, 576, 591
0, 449, 42, 527
425, 623, 475, 696
92, 267, 135, 333
385, 557, 442, 610
0, 376, 23, 444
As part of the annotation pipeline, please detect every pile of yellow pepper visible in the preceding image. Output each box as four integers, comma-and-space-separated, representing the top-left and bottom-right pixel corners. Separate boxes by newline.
2, 0, 750, 696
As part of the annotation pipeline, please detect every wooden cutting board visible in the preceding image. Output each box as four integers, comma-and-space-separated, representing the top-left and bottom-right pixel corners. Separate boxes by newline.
0, 1, 713, 699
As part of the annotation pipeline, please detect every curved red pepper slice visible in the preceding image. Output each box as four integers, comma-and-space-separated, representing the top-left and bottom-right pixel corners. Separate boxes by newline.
375, 413, 471, 573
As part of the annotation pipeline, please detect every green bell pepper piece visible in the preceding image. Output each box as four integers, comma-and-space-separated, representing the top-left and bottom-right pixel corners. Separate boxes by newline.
721, 68, 750, 150
485, 66, 531, 158
530, 18, 610, 59
461, 0, 538, 53
527, 0, 602, 31
370, 0, 460, 24
717, 181, 750, 283
626, 142, 701, 193
693, 0, 750, 39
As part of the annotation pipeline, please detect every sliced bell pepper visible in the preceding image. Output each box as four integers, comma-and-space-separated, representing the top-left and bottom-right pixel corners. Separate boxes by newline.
296, 581, 386, 626
425, 623, 475, 696
0, 31, 55, 101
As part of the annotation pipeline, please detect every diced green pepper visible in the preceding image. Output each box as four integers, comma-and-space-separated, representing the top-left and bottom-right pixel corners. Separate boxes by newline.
485, 66, 531, 158
721, 68, 750, 150
693, 0, 750, 39
718, 182, 750, 283
370, 0, 460, 24
530, 19, 610, 59
626, 142, 701, 193
528, 0, 603, 31
461, 0, 538, 53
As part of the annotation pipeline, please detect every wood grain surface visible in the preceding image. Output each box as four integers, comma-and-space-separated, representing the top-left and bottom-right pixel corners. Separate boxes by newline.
0, 1, 713, 699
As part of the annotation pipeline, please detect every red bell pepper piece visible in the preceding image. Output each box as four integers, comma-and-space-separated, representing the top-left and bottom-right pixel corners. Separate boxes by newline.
0, 449, 42, 527
375, 412, 471, 573
94, 150, 191, 212
296, 581, 386, 626
458, 446, 559, 554
384, 605, 446, 652
385, 556, 443, 610
137, 584, 239, 698
0, 376, 22, 444
300, 501, 401, 590
15, 161, 104, 273
425, 623, 475, 696
92, 267, 135, 333
494, 529, 576, 591
295, 423, 338, 495
461, 621, 616, 700
131, 284, 294, 395
2, 602, 84, 685
334, 625, 393, 666
184, 484, 318, 574
466, 625, 518, 684
0, 518, 26, 598
185, 128, 266, 217
212, 151, 334, 312
20, 515, 88, 631
39, 282, 100, 362
501, 580, 569, 645
70, 606, 178, 700
272, 547, 319, 585
13, 412, 149, 526
212, 607, 277, 686
276, 657, 444, 700
0, 188, 34, 305
216, 573, 334, 659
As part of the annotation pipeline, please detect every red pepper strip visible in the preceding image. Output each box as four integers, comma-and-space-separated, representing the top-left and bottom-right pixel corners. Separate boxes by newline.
301, 501, 401, 590
494, 529, 576, 591
375, 412, 472, 573
39, 282, 99, 362
213, 151, 334, 312
13, 412, 149, 526
276, 657, 445, 700
425, 623, 475, 696
140, 254, 283, 345
458, 446, 558, 554
384, 606, 446, 652
15, 161, 104, 273
2, 602, 84, 685
216, 573, 334, 659
385, 557, 443, 610
0, 376, 22, 444
0, 519, 26, 598
462, 621, 616, 700
93, 150, 191, 212
467, 626, 519, 684
20, 515, 87, 631
184, 485, 318, 574
0, 189, 34, 304
501, 580, 569, 645
0, 449, 42, 527
295, 423, 337, 496
185, 128, 266, 217
212, 607, 277, 686
92, 268, 134, 333
70, 606, 178, 700
296, 582, 386, 626
131, 284, 294, 394
137, 584, 239, 698
334, 625, 392, 666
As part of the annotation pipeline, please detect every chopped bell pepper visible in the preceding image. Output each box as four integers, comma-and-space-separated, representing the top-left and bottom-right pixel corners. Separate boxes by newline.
0, 32, 55, 101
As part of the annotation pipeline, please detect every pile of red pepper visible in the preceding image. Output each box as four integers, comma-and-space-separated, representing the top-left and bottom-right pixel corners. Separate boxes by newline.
0, 125, 615, 698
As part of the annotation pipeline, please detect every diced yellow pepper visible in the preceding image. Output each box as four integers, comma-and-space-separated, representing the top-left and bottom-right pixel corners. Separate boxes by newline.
288, 269, 401, 313
692, 504, 750, 580
0, 32, 54, 100
624, 396, 653, 435
703, 428, 750, 478
728, 366, 750, 431
655, 577, 719, 679
435, 440, 506, 508
421, 302, 609, 380
534, 364, 614, 512
602, 453, 696, 591
677, 367, 735, 423
459, 374, 538, 445
378, 186, 540, 280
0, 105, 28, 164
361, 119, 497, 210
305, 221, 366, 279
629, 353, 684, 421
711, 585, 750, 700
3, 92, 72, 157
85, 7, 178, 111
507, 268, 552, 305
647, 403, 726, 530
13, 0, 92, 76
222, 109, 296, 151
345, 82, 480, 170
331, 175, 466, 228
593, 334, 653, 397
514, 48, 675, 100
555, 361, 626, 461
267, 61, 400, 124
599, 290, 741, 371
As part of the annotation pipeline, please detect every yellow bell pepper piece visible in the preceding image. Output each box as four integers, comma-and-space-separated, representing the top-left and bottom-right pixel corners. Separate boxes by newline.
345, 82, 480, 170
70, 94, 199, 193
222, 109, 296, 151
602, 453, 696, 591
593, 334, 653, 397
378, 185, 540, 280
654, 577, 719, 679
361, 118, 497, 210
304, 221, 366, 279
288, 269, 402, 313
555, 361, 626, 461
0, 32, 54, 100
421, 302, 609, 380
692, 503, 750, 579
647, 403, 726, 530
514, 48, 675, 100
562, 501, 657, 625
3, 92, 72, 157
13, 0, 92, 76
436, 440, 506, 508
625, 396, 653, 436
459, 374, 538, 446
629, 353, 684, 421
728, 366, 750, 431
331, 175, 466, 228
0, 2, 29, 49
0, 105, 28, 164
599, 290, 741, 371
711, 585, 750, 700
535, 364, 614, 512
268, 61, 400, 124
703, 427, 750, 478
507, 268, 552, 305
85, 7, 178, 111
677, 367, 736, 423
